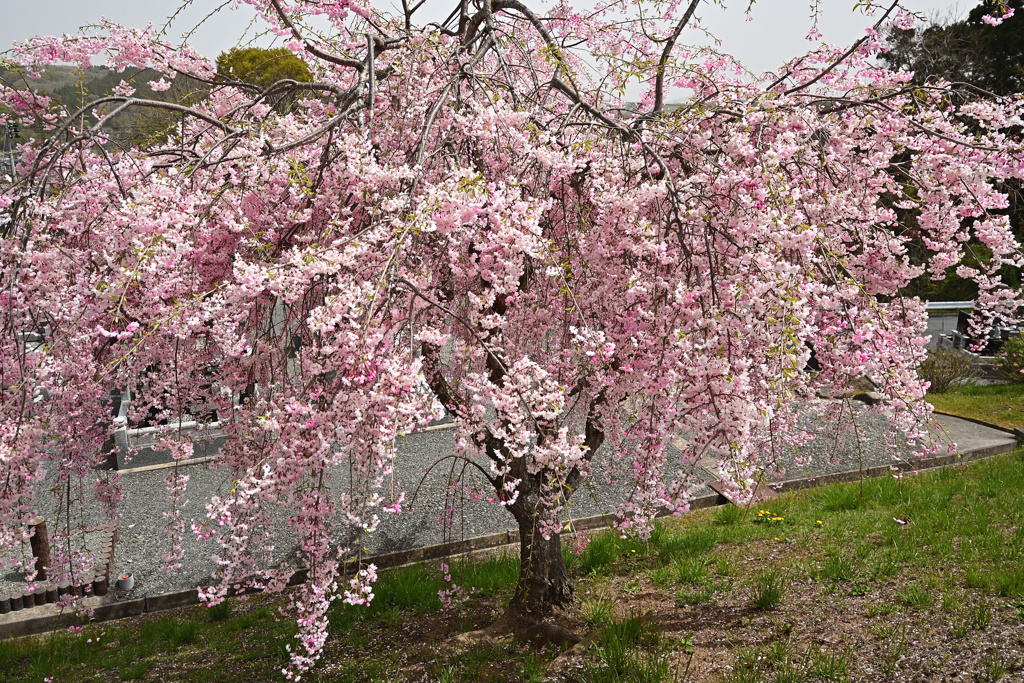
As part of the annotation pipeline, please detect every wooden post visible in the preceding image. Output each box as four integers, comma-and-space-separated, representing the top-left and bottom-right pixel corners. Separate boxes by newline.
28, 517, 50, 582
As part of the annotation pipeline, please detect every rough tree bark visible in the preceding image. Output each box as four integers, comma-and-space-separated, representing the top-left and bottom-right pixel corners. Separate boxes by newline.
505, 475, 574, 623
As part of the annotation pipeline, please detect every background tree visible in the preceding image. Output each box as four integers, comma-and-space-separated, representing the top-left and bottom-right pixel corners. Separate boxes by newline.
881, 0, 1024, 303
1, 0, 1022, 676
215, 47, 312, 112
880, 0, 1023, 94
965, 0, 1024, 95
216, 47, 313, 89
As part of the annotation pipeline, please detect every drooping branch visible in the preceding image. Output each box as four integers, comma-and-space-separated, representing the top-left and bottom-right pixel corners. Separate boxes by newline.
782, 0, 901, 95
264, 93, 365, 154
267, 0, 365, 70
415, 35, 495, 166
20, 96, 241, 196
365, 33, 376, 127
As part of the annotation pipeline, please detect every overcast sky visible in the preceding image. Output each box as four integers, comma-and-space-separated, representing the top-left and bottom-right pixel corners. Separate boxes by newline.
1, 0, 963, 75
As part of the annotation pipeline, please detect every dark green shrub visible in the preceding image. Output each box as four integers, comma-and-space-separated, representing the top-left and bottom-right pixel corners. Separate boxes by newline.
995, 336, 1024, 383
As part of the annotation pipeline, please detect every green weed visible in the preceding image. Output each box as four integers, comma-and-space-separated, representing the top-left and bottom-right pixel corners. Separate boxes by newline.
750, 569, 786, 611
821, 551, 856, 582
372, 562, 444, 613
819, 485, 862, 512
941, 590, 963, 613
581, 532, 623, 574
584, 613, 671, 683
656, 525, 718, 563
716, 505, 745, 526
971, 600, 993, 631
720, 648, 765, 683
807, 646, 851, 680
979, 647, 1006, 683
520, 651, 547, 683
874, 623, 907, 677
579, 597, 615, 627
119, 660, 152, 681
451, 553, 520, 597
897, 584, 933, 610
677, 588, 715, 606
207, 600, 232, 621
674, 556, 712, 585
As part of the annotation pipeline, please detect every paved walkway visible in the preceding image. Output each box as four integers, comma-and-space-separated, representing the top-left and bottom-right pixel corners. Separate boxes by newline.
1, 410, 1018, 619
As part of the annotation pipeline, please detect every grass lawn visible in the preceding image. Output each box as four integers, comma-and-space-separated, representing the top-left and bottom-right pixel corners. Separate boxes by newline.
2, 448, 1024, 681
927, 382, 1024, 429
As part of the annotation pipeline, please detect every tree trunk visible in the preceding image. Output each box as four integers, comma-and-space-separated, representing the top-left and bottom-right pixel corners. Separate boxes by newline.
505, 511, 573, 624
28, 517, 50, 582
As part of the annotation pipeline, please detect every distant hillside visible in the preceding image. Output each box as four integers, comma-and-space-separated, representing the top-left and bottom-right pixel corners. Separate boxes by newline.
1, 64, 208, 148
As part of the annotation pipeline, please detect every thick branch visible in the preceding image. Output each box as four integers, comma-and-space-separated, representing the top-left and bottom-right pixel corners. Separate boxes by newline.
420, 341, 466, 420
560, 387, 607, 499
653, 0, 702, 113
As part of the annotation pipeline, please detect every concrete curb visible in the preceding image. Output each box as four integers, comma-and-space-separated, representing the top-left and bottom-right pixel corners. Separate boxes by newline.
1, 419, 1018, 640
931, 410, 1017, 435
145, 590, 199, 613
771, 440, 1015, 495
117, 456, 219, 475
0, 611, 84, 639
113, 421, 459, 475
92, 598, 145, 622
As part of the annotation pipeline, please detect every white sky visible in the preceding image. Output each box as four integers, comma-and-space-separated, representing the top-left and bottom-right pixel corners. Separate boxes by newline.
0, 0, 962, 75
